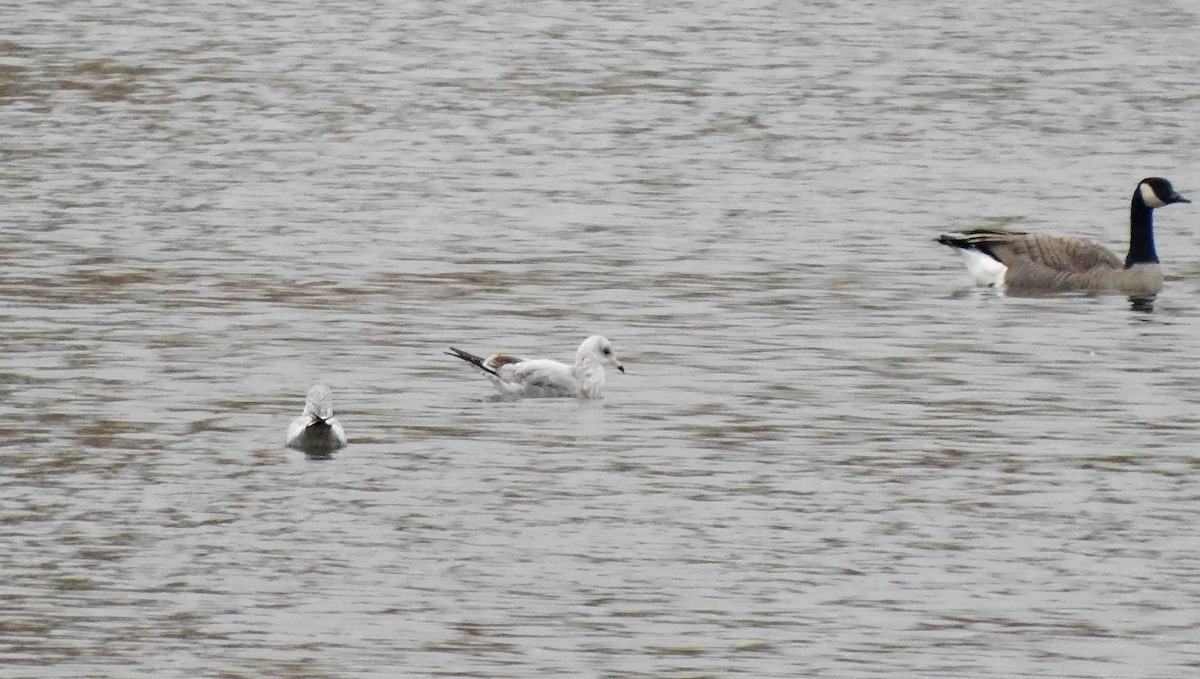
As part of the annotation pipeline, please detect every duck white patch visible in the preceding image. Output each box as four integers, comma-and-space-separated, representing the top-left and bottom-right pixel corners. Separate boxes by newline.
957, 248, 1007, 287
1139, 182, 1167, 208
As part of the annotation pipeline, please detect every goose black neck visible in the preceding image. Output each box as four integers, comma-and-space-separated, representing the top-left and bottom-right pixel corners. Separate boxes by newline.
1125, 197, 1157, 267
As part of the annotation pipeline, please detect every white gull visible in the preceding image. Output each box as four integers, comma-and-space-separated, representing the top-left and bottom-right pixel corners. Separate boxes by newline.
446, 335, 625, 399
286, 384, 348, 456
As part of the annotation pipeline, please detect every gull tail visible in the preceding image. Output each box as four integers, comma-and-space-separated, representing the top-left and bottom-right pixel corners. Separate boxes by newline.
446, 347, 500, 377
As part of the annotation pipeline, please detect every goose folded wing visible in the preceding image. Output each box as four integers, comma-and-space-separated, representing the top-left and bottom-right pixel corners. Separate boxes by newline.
990, 233, 1122, 273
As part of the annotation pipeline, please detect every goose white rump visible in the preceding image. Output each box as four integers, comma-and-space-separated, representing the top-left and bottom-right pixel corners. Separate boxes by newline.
447, 335, 625, 399
286, 384, 348, 456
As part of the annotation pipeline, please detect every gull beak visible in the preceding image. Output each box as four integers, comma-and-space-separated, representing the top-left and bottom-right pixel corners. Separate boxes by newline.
615, 360, 625, 373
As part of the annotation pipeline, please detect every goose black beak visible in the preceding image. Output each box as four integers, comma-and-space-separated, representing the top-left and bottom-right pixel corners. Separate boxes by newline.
1170, 192, 1191, 204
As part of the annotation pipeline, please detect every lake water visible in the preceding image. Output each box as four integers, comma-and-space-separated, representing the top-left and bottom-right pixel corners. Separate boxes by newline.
3, 1, 1200, 676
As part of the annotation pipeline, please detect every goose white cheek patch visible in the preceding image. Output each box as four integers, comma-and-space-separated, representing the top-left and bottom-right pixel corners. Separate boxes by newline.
1139, 182, 1167, 208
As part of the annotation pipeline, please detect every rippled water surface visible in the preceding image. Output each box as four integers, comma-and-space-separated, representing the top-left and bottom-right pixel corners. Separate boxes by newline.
4, 1, 1200, 676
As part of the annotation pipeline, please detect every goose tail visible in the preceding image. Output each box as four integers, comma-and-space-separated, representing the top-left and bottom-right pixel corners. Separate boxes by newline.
935, 233, 975, 250
936, 232, 1008, 287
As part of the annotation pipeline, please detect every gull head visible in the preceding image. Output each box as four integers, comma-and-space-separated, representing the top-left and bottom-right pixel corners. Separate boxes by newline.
578, 335, 625, 373
304, 384, 335, 420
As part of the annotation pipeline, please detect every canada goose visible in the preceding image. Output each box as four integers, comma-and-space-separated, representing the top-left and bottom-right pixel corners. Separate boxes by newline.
286, 384, 347, 456
446, 335, 625, 399
936, 177, 1190, 295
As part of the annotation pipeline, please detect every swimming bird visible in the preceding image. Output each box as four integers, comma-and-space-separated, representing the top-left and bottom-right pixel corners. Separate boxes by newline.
936, 177, 1190, 296
286, 384, 348, 456
446, 335, 625, 399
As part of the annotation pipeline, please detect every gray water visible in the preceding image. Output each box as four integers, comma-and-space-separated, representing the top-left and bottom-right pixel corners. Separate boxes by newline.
3, 1, 1200, 677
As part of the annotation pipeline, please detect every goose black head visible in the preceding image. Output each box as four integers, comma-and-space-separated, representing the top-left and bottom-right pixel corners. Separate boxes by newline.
1138, 177, 1190, 208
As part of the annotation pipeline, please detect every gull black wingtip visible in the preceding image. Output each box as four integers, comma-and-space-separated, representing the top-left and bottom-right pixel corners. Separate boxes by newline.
445, 346, 476, 362
446, 346, 500, 377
